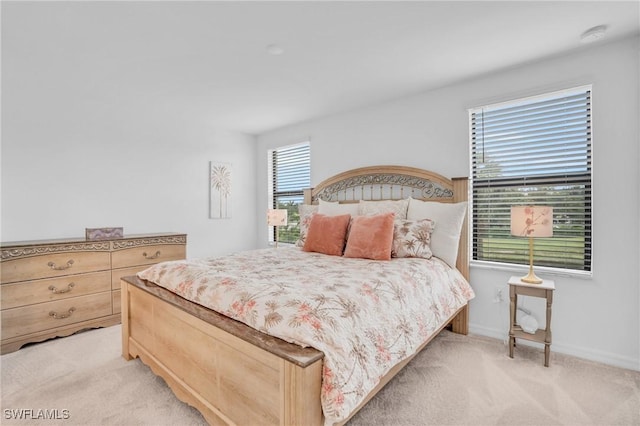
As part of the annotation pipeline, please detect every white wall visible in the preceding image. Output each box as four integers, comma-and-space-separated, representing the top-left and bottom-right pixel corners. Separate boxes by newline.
1, 72, 258, 259
257, 37, 640, 370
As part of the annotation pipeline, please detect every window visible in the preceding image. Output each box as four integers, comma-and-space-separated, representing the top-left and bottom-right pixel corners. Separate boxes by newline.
470, 87, 592, 273
269, 142, 311, 244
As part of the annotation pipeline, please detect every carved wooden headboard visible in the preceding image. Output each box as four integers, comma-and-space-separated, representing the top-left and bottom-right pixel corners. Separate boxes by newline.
303, 165, 469, 280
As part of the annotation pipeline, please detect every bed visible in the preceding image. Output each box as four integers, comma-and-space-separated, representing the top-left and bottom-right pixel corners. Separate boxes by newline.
121, 165, 473, 426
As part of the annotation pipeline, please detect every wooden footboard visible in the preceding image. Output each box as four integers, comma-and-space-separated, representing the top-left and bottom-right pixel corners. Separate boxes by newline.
122, 276, 469, 426
121, 277, 323, 426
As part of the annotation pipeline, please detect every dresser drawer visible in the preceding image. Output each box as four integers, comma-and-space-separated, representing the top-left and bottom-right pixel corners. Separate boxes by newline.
111, 244, 185, 269
111, 266, 150, 290
1, 271, 111, 310
112, 289, 121, 314
1, 292, 112, 339
1, 251, 111, 284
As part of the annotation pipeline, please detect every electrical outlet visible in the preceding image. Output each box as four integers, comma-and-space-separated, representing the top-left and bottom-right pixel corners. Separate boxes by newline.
493, 285, 505, 303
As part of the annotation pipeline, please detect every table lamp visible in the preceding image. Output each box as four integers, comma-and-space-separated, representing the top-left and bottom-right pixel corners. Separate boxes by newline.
267, 209, 288, 248
510, 206, 553, 284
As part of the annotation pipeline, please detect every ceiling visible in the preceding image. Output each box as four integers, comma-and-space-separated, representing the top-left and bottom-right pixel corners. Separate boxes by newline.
3, 1, 639, 135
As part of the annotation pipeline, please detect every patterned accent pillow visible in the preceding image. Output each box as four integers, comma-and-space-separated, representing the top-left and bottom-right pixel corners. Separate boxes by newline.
296, 204, 319, 247
358, 199, 409, 219
391, 218, 436, 259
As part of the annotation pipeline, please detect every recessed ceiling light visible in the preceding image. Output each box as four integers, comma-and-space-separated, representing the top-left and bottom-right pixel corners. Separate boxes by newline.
580, 25, 607, 43
266, 44, 285, 55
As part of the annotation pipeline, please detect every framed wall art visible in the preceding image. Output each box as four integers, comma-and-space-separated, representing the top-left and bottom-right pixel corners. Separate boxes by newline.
209, 161, 232, 219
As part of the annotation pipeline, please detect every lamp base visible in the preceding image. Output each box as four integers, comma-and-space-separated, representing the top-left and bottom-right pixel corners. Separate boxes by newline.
520, 270, 543, 284
520, 236, 543, 284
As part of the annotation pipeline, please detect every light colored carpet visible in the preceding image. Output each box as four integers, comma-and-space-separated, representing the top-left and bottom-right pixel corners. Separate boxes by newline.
1, 325, 638, 425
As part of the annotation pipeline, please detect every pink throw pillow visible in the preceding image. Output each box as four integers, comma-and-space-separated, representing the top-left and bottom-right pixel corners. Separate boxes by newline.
344, 213, 395, 260
303, 214, 351, 256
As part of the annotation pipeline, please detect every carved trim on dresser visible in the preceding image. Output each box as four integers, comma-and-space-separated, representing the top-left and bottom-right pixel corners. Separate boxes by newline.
2, 242, 111, 260
112, 235, 187, 249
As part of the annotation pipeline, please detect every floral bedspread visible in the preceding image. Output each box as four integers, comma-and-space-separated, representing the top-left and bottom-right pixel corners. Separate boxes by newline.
137, 247, 474, 425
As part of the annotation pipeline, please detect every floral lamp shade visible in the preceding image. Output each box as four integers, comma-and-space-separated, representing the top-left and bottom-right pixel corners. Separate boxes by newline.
510, 206, 553, 238
267, 209, 288, 227
510, 206, 553, 284
267, 209, 288, 248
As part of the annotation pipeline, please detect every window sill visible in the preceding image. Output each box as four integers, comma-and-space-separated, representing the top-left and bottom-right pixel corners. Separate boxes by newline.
471, 260, 593, 280
267, 241, 296, 248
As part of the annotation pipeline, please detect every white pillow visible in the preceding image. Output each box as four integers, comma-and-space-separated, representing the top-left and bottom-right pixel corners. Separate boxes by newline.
358, 199, 409, 219
318, 199, 360, 217
407, 198, 467, 267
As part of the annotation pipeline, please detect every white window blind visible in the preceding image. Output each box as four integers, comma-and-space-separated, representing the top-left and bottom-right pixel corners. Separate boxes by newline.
270, 142, 311, 244
470, 87, 592, 272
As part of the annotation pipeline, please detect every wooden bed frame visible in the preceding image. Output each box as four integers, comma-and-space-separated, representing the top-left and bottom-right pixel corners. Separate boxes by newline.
121, 165, 470, 426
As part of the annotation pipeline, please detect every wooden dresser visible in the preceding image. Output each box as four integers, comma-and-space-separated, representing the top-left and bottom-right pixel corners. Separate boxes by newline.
1, 232, 186, 354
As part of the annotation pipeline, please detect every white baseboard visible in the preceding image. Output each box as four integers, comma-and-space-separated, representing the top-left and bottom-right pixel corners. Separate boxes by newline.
469, 323, 640, 372
469, 323, 507, 341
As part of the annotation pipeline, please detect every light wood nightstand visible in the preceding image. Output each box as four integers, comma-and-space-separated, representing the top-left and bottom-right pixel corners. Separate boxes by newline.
508, 276, 555, 367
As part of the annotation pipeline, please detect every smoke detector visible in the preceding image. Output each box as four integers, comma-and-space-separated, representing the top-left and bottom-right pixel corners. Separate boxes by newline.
580, 25, 607, 43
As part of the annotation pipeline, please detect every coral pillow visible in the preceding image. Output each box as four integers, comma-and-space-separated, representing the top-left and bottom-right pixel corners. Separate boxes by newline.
303, 214, 351, 256
344, 213, 395, 260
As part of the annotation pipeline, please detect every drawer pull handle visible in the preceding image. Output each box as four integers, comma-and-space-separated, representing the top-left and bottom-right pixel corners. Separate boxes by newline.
142, 251, 161, 260
47, 260, 74, 271
48, 282, 75, 294
49, 307, 76, 319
